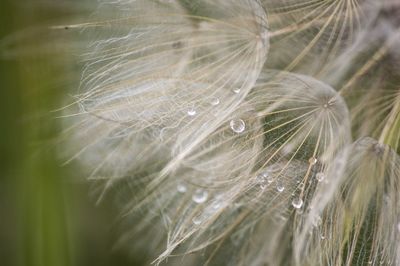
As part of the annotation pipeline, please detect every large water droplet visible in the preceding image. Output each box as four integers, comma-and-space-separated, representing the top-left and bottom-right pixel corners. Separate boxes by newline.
276, 183, 285, 192
192, 189, 208, 203
292, 198, 303, 209
230, 119, 245, 133
315, 172, 325, 182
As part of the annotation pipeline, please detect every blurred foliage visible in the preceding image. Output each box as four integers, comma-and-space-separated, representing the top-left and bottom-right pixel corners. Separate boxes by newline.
0, 1, 142, 266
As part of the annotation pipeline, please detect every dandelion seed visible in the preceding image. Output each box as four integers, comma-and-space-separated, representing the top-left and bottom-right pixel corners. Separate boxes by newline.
53, 0, 400, 265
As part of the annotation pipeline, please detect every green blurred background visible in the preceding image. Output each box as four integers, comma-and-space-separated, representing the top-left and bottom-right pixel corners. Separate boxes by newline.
0, 1, 141, 265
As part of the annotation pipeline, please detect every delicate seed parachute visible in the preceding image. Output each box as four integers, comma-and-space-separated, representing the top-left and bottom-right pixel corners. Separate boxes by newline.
50, 0, 400, 265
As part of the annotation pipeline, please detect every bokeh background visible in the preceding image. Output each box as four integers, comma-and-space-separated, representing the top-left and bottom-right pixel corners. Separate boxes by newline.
0, 1, 142, 265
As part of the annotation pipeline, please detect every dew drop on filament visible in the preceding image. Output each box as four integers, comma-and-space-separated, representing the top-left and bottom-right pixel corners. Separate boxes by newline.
233, 88, 241, 94
292, 198, 303, 209
192, 189, 208, 203
276, 183, 285, 192
309, 157, 317, 165
210, 97, 220, 106
187, 108, 197, 116
192, 216, 202, 225
177, 183, 187, 193
230, 119, 245, 133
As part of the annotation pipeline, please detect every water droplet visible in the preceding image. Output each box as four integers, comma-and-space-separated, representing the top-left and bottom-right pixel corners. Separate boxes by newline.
192, 216, 202, 225
276, 183, 285, 192
256, 173, 267, 190
187, 108, 197, 116
256, 173, 265, 183
177, 183, 187, 193
192, 189, 208, 203
315, 172, 325, 182
212, 201, 222, 210
320, 234, 325, 240
230, 119, 245, 133
210, 97, 220, 106
233, 88, 241, 94
267, 174, 274, 184
309, 157, 317, 165
292, 198, 303, 209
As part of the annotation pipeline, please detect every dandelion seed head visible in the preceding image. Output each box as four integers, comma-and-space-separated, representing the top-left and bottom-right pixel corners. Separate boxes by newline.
52, 0, 400, 265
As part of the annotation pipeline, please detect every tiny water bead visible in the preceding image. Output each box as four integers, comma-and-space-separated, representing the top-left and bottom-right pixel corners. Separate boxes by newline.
292, 198, 303, 209
192, 216, 202, 225
192, 189, 208, 203
309, 157, 317, 165
177, 183, 187, 193
233, 88, 241, 94
187, 108, 197, 116
256, 173, 267, 190
230, 119, 246, 133
210, 97, 220, 106
276, 183, 285, 192
256, 173, 265, 183
315, 172, 325, 182
212, 202, 221, 210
